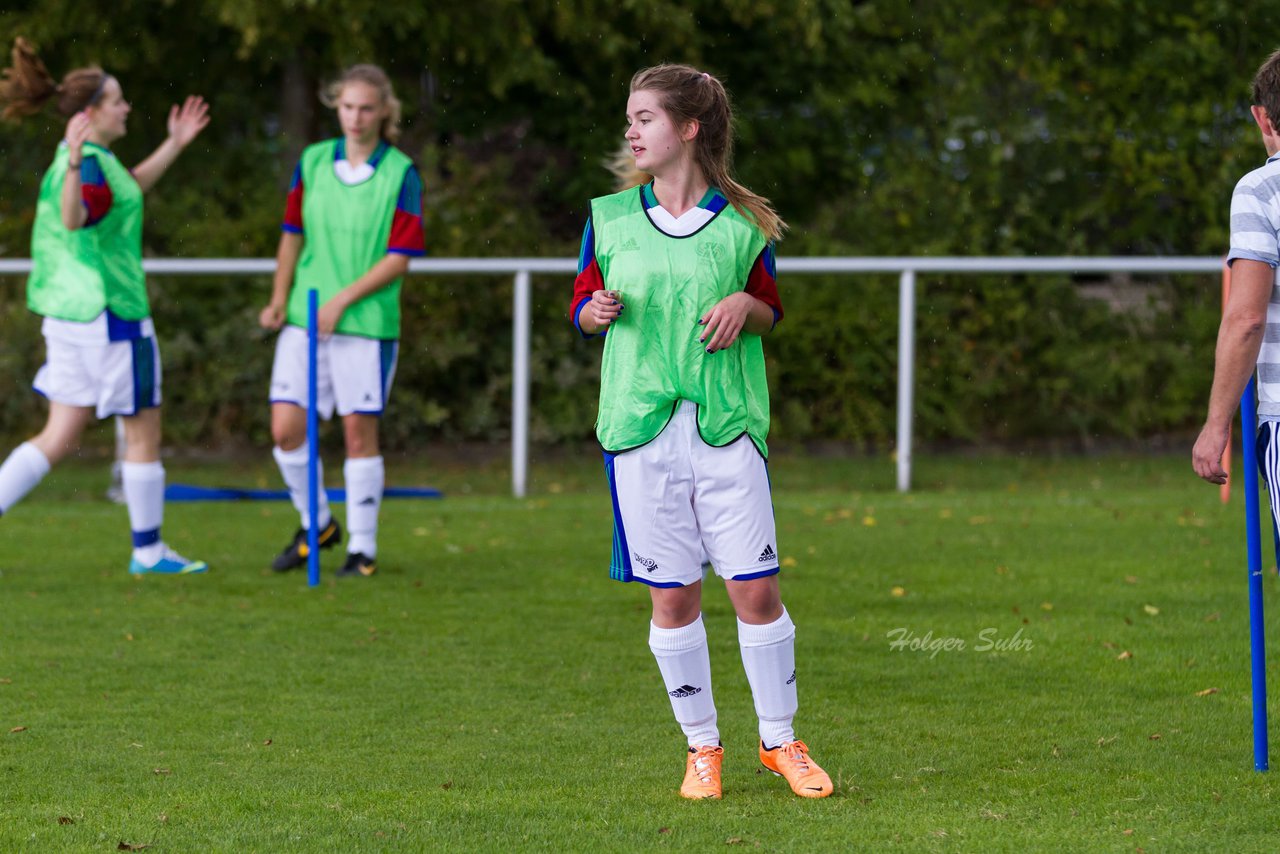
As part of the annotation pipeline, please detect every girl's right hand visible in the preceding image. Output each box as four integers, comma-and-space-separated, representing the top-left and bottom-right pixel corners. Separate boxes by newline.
64, 112, 91, 162
259, 302, 286, 330
585, 289, 624, 330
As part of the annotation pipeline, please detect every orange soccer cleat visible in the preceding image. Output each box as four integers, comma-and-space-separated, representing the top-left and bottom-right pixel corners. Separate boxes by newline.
759, 740, 833, 798
680, 745, 724, 800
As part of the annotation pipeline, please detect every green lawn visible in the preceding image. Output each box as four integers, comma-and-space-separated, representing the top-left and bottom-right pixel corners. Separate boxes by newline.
2, 449, 1277, 851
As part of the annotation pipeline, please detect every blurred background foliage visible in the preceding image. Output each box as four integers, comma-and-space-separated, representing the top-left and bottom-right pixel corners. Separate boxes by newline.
0, 0, 1268, 451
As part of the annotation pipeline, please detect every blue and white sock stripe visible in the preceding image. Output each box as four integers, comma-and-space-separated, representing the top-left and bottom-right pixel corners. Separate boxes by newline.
132, 528, 160, 548
603, 452, 633, 582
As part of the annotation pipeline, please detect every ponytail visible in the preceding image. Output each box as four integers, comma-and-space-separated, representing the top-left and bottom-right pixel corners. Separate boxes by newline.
0, 37, 108, 121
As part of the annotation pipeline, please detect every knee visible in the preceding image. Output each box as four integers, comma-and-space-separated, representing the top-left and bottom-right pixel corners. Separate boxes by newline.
273, 428, 304, 452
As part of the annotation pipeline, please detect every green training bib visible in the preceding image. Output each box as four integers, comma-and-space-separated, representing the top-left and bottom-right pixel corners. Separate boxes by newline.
288, 139, 412, 339
591, 186, 771, 456
28, 142, 147, 322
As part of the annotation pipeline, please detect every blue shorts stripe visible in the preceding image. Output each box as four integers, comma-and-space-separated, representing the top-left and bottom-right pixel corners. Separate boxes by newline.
727, 567, 781, 582
604, 452, 633, 582
1257, 422, 1280, 569
131, 338, 157, 413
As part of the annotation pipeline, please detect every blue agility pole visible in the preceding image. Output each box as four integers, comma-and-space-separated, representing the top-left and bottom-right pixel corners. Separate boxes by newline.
307, 289, 321, 589
1242, 377, 1269, 771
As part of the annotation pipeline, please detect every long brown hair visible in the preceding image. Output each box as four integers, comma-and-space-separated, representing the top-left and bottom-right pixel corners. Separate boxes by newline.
0, 38, 108, 121
321, 63, 402, 143
613, 64, 786, 243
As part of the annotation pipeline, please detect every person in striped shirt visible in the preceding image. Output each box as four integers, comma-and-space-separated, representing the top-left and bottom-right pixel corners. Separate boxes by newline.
1195, 49, 1280, 489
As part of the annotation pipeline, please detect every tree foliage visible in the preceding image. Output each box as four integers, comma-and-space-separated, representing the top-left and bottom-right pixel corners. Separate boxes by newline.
0, 1, 1273, 449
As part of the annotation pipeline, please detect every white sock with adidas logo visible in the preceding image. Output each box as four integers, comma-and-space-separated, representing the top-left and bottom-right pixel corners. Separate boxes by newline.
273, 442, 331, 532
344, 455, 383, 558
649, 615, 719, 747
738, 607, 798, 748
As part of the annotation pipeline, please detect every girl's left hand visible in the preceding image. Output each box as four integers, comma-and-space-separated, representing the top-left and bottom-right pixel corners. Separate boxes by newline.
167, 96, 210, 148
317, 298, 348, 338
698, 292, 755, 353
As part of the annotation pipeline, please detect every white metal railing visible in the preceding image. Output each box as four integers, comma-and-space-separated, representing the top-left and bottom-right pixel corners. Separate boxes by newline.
0, 256, 1225, 495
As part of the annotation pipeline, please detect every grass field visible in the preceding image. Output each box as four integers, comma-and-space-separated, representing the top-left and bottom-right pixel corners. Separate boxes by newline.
2, 448, 1278, 851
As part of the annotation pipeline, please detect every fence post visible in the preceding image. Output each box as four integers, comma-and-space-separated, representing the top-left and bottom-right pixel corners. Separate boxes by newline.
512, 270, 531, 498
897, 269, 916, 493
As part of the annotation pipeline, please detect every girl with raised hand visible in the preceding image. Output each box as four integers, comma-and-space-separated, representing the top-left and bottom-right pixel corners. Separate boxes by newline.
0, 38, 210, 575
258, 64, 425, 579
570, 65, 833, 800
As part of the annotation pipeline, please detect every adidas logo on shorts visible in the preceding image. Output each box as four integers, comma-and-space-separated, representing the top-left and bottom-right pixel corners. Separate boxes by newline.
669, 684, 702, 698
758, 544, 776, 563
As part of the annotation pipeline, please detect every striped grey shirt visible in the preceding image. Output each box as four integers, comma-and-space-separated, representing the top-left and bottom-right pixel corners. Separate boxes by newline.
1229, 152, 1280, 419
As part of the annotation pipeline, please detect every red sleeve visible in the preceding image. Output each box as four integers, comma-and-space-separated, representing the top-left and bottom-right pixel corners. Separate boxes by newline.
744, 244, 782, 326
282, 162, 304, 233
387, 165, 425, 255
571, 217, 605, 336
80, 156, 113, 227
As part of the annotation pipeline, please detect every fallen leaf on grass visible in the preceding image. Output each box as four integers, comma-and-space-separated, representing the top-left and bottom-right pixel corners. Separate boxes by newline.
118, 843, 150, 851
725, 838, 744, 845
1196, 688, 1219, 697
1122, 828, 1135, 836
781, 557, 797, 568
1143, 605, 1160, 616
9, 726, 26, 733
891, 587, 906, 597
440, 781, 452, 790
1117, 651, 1133, 661
153, 768, 171, 775
57, 817, 74, 825
0, 678, 11, 684
263, 739, 272, 745
658, 827, 670, 835
1040, 602, 1054, 611
1124, 576, 1138, 585
862, 516, 877, 527
1149, 733, 1162, 741
125, 633, 134, 641
1204, 612, 1221, 622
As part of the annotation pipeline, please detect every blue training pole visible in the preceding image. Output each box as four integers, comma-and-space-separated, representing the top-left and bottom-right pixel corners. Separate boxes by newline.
306, 289, 320, 588
1242, 377, 1269, 771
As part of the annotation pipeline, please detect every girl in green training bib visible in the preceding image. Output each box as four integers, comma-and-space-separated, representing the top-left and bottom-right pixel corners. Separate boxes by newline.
0, 38, 209, 575
569, 64, 833, 800
258, 64, 425, 579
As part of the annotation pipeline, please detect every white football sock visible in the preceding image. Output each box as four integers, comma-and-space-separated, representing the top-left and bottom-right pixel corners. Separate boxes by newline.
344, 455, 383, 557
273, 443, 330, 530
649, 615, 719, 748
123, 460, 166, 564
738, 607, 798, 748
0, 442, 51, 515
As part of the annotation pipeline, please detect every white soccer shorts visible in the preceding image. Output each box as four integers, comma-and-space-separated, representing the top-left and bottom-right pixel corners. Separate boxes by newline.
603, 400, 781, 587
33, 333, 161, 418
269, 324, 399, 419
